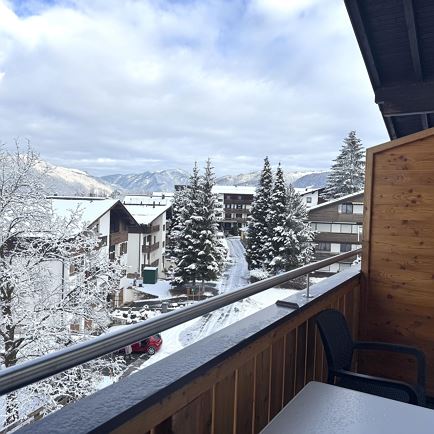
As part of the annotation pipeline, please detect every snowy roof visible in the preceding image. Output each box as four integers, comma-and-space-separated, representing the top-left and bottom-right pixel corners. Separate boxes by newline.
308, 191, 364, 211
124, 203, 171, 225
212, 185, 256, 195
51, 198, 118, 224
294, 187, 322, 195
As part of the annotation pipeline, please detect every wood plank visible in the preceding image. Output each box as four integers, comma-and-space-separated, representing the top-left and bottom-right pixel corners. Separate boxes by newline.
254, 348, 271, 433
373, 170, 434, 186
305, 319, 316, 383
269, 337, 285, 419
172, 391, 212, 434
235, 359, 254, 434
295, 323, 307, 394
314, 326, 324, 382
152, 418, 172, 434
283, 329, 296, 405
213, 373, 235, 434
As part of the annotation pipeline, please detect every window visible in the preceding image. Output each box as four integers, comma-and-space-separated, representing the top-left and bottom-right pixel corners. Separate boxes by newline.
340, 224, 352, 234
339, 203, 353, 214
110, 219, 120, 232
306, 197, 312, 203
236, 213, 242, 218
120, 242, 128, 255
340, 243, 352, 253
162, 241, 165, 248
317, 242, 331, 251
316, 223, 331, 232
163, 224, 166, 231
225, 213, 231, 219
236, 204, 242, 209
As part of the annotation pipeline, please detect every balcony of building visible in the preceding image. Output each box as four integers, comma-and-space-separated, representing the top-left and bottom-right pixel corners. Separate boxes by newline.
142, 241, 160, 254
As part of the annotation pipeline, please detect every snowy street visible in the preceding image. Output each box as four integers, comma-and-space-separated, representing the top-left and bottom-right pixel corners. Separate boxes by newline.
136, 237, 297, 371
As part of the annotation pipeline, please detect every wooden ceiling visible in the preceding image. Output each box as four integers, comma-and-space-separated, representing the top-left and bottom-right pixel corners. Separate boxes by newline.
344, 0, 434, 139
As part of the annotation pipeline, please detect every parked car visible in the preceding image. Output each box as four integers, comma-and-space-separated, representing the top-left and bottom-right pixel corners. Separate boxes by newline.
125, 334, 163, 356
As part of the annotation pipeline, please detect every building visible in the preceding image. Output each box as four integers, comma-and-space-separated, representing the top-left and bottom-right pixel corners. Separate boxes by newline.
212, 185, 255, 234
294, 187, 325, 209
308, 191, 364, 273
122, 195, 172, 278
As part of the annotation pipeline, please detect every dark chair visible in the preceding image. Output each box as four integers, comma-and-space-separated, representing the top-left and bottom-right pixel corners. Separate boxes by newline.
315, 309, 426, 406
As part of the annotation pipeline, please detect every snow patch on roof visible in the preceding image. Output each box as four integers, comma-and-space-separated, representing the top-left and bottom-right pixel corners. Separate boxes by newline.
212, 185, 256, 195
308, 191, 364, 211
50, 198, 118, 228
124, 203, 171, 225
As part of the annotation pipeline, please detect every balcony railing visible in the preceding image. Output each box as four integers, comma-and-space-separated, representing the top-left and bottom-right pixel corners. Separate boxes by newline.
144, 224, 160, 234
142, 241, 159, 253
0, 249, 361, 433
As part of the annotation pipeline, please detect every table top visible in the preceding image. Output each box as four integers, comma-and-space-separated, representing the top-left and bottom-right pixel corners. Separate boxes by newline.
260, 381, 434, 434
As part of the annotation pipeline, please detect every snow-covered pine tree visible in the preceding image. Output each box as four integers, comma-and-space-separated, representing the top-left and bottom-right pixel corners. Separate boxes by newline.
322, 131, 365, 200
172, 163, 202, 286
167, 187, 187, 263
278, 185, 315, 271
196, 159, 225, 287
246, 157, 273, 270
267, 164, 288, 273
0, 144, 125, 427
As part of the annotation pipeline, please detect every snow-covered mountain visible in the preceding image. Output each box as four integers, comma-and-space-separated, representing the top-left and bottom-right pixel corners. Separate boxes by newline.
36, 162, 115, 196
101, 169, 190, 193
102, 169, 329, 192
292, 172, 330, 189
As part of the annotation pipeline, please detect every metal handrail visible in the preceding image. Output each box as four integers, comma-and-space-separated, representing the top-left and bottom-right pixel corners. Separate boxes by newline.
0, 248, 361, 396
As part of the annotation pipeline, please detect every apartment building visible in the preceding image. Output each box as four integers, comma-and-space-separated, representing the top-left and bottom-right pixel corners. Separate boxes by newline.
122, 195, 172, 278
294, 187, 325, 208
307, 191, 364, 273
212, 186, 255, 234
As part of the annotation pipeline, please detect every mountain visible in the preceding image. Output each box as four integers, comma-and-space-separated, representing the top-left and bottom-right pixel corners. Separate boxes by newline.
37, 162, 115, 196
292, 172, 330, 189
101, 169, 190, 193
102, 169, 329, 192
215, 170, 321, 187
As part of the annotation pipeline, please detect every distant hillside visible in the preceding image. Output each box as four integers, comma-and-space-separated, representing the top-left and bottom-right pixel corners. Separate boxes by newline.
101, 169, 190, 193
292, 172, 330, 189
36, 162, 114, 196
102, 168, 329, 192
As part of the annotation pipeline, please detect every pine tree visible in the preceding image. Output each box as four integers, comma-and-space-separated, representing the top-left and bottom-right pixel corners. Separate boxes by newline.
322, 131, 365, 200
246, 157, 273, 270
196, 159, 224, 286
172, 163, 202, 286
278, 185, 315, 271
267, 164, 288, 273
167, 187, 187, 262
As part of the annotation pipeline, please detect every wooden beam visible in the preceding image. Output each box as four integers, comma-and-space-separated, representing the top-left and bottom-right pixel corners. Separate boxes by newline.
376, 81, 434, 116
383, 117, 397, 140
344, 0, 381, 88
403, 0, 423, 81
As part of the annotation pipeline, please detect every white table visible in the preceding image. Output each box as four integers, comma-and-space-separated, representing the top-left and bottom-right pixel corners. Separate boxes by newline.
261, 381, 434, 434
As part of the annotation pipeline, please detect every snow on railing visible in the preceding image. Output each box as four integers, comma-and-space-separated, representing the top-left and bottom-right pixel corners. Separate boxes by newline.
0, 248, 361, 396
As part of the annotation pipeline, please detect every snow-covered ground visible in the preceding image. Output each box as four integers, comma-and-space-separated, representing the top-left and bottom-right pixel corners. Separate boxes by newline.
137, 237, 297, 370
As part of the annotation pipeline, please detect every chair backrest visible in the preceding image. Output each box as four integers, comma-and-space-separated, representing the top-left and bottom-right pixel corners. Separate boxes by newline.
315, 309, 354, 375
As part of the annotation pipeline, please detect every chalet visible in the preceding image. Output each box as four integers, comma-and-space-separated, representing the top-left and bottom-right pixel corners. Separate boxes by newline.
308, 191, 364, 273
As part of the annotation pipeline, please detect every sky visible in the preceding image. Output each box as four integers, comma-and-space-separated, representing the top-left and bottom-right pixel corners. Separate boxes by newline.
0, 0, 388, 177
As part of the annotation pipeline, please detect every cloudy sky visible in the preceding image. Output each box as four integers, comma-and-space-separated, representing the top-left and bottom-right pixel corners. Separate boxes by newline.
0, 0, 388, 177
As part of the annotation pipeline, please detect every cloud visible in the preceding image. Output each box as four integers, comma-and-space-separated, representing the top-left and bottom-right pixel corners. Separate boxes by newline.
0, 0, 388, 176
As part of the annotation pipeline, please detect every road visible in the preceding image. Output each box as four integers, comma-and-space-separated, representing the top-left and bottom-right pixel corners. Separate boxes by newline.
179, 237, 261, 345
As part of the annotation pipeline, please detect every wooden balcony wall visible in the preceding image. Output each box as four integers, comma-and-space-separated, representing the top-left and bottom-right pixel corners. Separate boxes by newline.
142, 241, 160, 254
361, 128, 434, 395
111, 273, 360, 434
109, 230, 128, 246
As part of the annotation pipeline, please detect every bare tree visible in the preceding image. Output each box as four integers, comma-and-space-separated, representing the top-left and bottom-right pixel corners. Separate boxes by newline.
0, 143, 124, 427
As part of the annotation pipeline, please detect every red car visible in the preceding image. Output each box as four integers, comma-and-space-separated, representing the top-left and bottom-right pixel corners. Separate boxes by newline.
128, 334, 162, 356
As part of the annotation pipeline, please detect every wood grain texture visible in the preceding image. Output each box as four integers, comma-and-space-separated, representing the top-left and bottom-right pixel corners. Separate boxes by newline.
172, 391, 212, 434
213, 373, 235, 434
254, 348, 271, 433
361, 130, 434, 395
269, 337, 285, 419
235, 359, 254, 434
